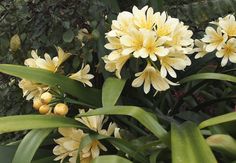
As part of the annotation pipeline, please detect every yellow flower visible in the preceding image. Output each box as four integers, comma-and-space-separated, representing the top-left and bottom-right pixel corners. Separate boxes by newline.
165, 22, 193, 53
25, 47, 71, 72
132, 6, 158, 30
103, 54, 130, 79
216, 38, 236, 66
219, 14, 236, 37
69, 64, 94, 87
120, 28, 144, 56
106, 11, 134, 37
159, 49, 191, 78
132, 63, 176, 94
18, 79, 48, 100
53, 128, 85, 163
194, 39, 208, 59
155, 12, 179, 38
202, 27, 228, 52
104, 37, 123, 60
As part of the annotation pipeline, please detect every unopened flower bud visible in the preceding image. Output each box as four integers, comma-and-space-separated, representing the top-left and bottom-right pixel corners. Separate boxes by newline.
40, 92, 52, 104
39, 105, 50, 114
54, 103, 69, 116
10, 34, 21, 52
33, 98, 43, 110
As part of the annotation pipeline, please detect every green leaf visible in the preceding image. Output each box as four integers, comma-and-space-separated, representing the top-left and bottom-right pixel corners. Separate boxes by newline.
12, 129, 53, 163
171, 122, 217, 163
0, 115, 86, 133
63, 29, 74, 43
32, 156, 57, 163
78, 106, 169, 145
207, 134, 236, 159
199, 112, 236, 129
180, 73, 236, 84
91, 155, 132, 163
0, 144, 18, 163
0, 64, 101, 107
102, 78, 126, 106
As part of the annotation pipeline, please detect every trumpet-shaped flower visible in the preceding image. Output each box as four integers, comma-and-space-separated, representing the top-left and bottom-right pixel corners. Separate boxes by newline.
18, 79, 48, 100
106, 12, 134, 37
194, 39, 208, 59
219, 14, 236, 37
103, 54, 130, 79
69, 64, 94, 87
202, 27, 228, 52
216, 38, 236, 66
155, 12, 179, 38
104, 37, 123, 60
159, 50, 191, 78
132, 63, 176, 94
132, 6, 158, 30
24, 47, 71, 72
54, 110, 120, 163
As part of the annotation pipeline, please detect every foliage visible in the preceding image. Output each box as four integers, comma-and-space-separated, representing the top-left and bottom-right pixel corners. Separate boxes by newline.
0, 0, 236, 163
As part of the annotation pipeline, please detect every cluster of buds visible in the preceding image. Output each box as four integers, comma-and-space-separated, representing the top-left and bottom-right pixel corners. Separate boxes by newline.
33, 92, 68, 116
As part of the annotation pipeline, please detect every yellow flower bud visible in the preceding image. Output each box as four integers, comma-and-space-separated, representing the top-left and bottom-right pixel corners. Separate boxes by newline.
10, 34, 21, 52
33, 98, 43, 110
54, 103, 69, 116
40, 92, 52, 104
39, 105, 50, 114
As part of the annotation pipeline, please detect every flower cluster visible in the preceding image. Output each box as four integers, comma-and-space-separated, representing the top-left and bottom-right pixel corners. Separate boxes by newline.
103, 6, 193, 94
19, 47, 94, 114
53, 109, 120, 163
194, 14, 236, 66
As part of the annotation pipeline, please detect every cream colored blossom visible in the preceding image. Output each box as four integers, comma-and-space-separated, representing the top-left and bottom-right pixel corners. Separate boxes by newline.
104, 37, 123, 60
53, 128, 87, 163
216, 38, 236, 66
103, 54, 130, 79
18, 79, 48, 100
132, 6, 158, 30
24, 47, 71, 72
155, 12, 179, 38
106, 11, 134, 37
194, 39, 208, 59
202, 27, 228, 52
69, 64, 94, 87
219, 14, 236, 37
132, 63, 176, 94
159, 49, 191, 78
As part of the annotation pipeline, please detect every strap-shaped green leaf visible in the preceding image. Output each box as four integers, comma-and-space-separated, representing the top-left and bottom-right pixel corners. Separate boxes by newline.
12, 129, 53, 163
91, 155, 132, 163
0, 115, 86, 133
199, 112, 236, 129
0, 64, 101, 107
77, 106, 169, 145
180, 73, 236, 84
171, 122, 217, 163
102, 78, 125, 106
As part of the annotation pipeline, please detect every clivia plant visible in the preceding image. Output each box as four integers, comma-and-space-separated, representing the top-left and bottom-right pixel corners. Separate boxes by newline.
0, 4, 236, 163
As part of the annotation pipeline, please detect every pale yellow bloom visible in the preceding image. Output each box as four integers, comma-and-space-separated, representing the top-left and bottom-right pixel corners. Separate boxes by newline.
53, 128, 86, 163
18, 79, 48, 100
106, 11, 134, 37
194, 39, 208, 59
155, 12, 179, 38
219, 14, 236, 37
202, 27, 228, 52
104, 37, 123, 60
159, 50, 191, 78
103, 54, 130, 79
120, 28, 144, 56
25, 47, 71, 72
165, 22, 193, 53
132, 63, 176, 94
132, 6, 158, 30
216, 38, 236, 66
69, 64, 94, 87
